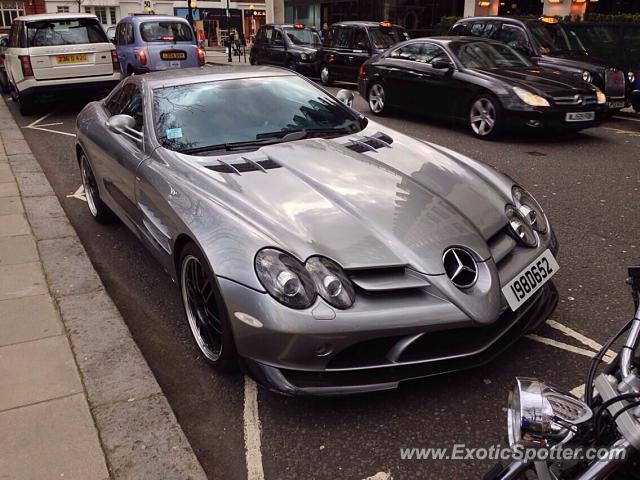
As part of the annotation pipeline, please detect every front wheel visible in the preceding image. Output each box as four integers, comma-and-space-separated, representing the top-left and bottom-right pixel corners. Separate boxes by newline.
179, 243, 238, 372
320, 65, 333, 86
80, 153, 115, 224
469, 95, 502, 139
367, 82, 388, 115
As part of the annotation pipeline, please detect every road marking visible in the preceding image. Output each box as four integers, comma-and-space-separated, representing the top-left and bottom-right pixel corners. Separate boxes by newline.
243, 376, 265, 480
66, 185, 86, 202
363, 473, 393, 480
23, 111, 76, 137
613, 115, 640, 123
546, 319, 616, 359
526, 334, 601, 359
604, 127, 640, 137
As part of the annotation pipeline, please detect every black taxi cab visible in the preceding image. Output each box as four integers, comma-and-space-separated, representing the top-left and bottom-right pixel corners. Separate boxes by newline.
318, 21, 409, 86
449, 16, 635, 112
249, 23, 321, 75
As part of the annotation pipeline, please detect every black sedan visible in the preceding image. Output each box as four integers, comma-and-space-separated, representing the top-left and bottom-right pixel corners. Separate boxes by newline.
357, 37, 608, 138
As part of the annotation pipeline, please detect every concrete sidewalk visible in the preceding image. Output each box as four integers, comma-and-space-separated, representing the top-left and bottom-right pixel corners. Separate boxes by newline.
205, 48, 252, 66
0, 99, 207, 479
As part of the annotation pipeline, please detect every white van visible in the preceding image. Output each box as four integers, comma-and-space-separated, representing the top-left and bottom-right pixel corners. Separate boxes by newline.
2, 13, 122, 114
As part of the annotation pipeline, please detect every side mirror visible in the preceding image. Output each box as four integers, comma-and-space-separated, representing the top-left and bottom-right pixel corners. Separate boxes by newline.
106, 114, 136, 134
355, 41, 370, 51
432, 58, 453, 70
336, 89, 354, 108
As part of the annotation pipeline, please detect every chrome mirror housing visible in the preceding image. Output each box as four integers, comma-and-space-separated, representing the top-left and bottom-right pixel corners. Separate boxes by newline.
336, 89, 354, 108
106, 114, 136, 134
508, 377, 592, 449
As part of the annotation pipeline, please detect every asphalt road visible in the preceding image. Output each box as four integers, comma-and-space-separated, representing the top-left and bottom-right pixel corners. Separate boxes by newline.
5, 85, 640, 480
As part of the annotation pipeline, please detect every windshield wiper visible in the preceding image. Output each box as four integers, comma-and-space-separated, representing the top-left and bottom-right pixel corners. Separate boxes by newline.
178, 130, 308, 154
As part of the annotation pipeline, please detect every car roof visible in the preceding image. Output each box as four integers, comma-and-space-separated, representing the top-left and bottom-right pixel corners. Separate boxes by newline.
263, 23, 317, 29
138, 65, 297, 89
16, 12, 98, 22
332, 21, 403, 28
454, 16, 539, 25
403, 36, 503, 46
121, 14, 190, 23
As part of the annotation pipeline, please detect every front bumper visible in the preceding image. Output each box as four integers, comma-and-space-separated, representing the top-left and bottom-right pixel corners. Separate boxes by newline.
240, 282, 558, 396
505, 104, 608, 130
292, 60, 317, 76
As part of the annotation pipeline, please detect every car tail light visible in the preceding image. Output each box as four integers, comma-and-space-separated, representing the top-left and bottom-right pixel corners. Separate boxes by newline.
137, 49, 147, 66
327, 54, 334, 63
110, 50, 120, 73
19, 55, 33, 77
358, 65, 365, 78
197, 47, 205, 66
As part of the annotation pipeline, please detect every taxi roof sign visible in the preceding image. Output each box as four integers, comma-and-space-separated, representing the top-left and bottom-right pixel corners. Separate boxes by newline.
540, 16, 559, 24
379, 21, 392, 27
293, 22, 305, 29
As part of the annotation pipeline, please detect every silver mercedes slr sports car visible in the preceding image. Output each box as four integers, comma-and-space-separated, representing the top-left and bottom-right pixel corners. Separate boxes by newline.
75, 66, 559, 396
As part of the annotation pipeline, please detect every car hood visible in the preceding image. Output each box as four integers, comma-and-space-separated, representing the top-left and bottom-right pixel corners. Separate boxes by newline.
190, 125, 511, 276
290, 45, 320, 54
472, 66, 593, 96
540, 53, 610, 72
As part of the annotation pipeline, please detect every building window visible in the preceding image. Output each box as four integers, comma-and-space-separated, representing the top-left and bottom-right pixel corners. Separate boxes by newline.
94, 6, 107, 24
0, 1, 25, 28
85, 6, 91, 13
57, 5, 69, 13
109, 7, 116, 25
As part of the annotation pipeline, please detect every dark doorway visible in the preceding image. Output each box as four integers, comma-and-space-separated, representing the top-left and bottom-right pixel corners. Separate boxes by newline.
498, 0, 543, 16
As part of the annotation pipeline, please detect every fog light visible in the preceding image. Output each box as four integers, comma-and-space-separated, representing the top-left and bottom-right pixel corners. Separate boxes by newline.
314, 343, 333, 357
526, 119, 542, 127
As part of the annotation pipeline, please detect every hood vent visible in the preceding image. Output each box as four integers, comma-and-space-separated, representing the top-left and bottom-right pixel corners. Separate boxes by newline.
206, 157, 281, 174
343, 132, 394, 154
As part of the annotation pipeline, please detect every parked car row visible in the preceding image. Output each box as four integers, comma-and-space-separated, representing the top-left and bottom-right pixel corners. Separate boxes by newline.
0, 12, 204, 114
247, 17, 639, 138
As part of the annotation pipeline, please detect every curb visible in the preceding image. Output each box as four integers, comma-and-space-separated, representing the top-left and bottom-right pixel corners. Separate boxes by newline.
0, 97, 207, 479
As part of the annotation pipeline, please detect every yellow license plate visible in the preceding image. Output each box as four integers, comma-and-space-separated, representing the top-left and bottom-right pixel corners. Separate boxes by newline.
56, 53, 89, 64
160, 51, 186, 60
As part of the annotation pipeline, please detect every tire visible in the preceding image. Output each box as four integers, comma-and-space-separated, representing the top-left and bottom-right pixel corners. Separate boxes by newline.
468, 94, 502, 139
79, 152, 115, 224
179, 242, 238, 372
126, 65, 134, 76
367, 81, 388, 115
320, 64, 333, 86
249, 55, 256, 65
14, 86, 35, 116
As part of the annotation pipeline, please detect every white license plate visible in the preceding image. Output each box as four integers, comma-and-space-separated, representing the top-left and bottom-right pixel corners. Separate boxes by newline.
565, 112, 595, 122
502, 249, 559, 311
607, 100, 625, 109
169, 60, 181, 68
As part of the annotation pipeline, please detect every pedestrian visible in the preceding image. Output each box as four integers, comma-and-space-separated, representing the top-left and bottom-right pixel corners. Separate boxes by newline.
320, 21, 330, 43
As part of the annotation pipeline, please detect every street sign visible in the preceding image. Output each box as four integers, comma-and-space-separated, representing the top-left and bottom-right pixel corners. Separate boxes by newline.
143, 0, 152, 12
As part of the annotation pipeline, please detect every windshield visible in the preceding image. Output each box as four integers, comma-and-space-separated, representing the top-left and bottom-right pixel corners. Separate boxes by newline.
140, 21, 193, 42
26, 18, 108, 46
527, 22, 586, 54
451, 41, 533, 68
284, 27, 321, 46
153, 76, 361, 153
369, 27, 409, 49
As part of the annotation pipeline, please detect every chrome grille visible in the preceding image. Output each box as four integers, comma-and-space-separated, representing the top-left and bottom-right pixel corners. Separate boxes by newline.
552, 94, 597, 106
605, 68, 625, 99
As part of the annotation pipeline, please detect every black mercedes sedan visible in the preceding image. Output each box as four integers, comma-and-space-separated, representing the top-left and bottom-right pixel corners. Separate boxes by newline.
357, 37, 608, 139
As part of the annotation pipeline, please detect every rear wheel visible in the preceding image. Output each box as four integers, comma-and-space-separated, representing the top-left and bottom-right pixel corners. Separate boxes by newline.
367, 82, 388, 115
80, 152, 115, 224
320, 65, 333, 86
469, 95, 501, 139
179, 242, 238, 371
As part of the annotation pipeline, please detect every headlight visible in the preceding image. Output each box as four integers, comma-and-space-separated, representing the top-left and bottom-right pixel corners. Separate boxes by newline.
582, 70, 592, 83
513, 86, 550, 107
505, 205, 538, 247
512, 186, 548, 234
299, 53, 308, 61
255, 249, 316, 309
306, 257, 355, 309
595, 88, 606, 105
629, 71, 636, 84
508, 377, 592, 449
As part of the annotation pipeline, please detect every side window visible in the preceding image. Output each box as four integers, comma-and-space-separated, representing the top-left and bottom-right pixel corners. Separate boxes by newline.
104, 86, 126, 115
353, 28, 369, 50
120, 85, 143, 131
126, 23, 134, 44
255, 26, 264, 43
450, 23, 470, 36
421, 43, 449, 64
115, 24, 124, 45
9, 21, 18, 47
264, 26, 273, 42
496, 25, 530, 53
272, 29, 283, 45
333, 27, 352, 48
470, 23, 485, 37
389, 43, 421, 61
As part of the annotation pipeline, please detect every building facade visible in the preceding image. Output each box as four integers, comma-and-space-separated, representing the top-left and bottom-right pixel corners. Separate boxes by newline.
0, 0, 46, 33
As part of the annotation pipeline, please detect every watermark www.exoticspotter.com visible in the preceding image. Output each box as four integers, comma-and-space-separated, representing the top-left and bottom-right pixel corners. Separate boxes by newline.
400, 444, 628, 462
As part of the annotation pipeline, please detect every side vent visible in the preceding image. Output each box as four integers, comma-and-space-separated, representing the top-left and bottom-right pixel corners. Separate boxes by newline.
206, 157, 281, 175
343, 131, 394, 154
